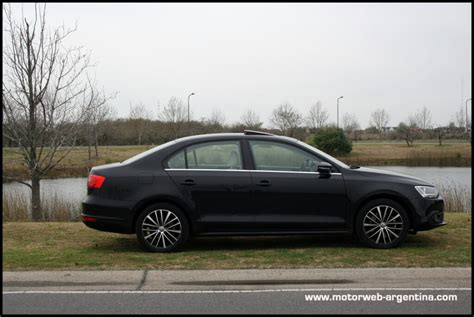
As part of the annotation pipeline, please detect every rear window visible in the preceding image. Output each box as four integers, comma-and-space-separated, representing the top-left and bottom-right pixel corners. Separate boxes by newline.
122, 140, 176, 164
167, 150, 186, 168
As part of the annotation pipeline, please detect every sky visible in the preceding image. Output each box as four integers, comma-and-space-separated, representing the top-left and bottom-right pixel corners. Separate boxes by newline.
4, 3, 472, 128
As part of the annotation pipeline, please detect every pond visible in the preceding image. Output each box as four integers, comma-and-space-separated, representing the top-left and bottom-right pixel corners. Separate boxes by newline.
3, 167, 471, 212
370, 166, 471, 188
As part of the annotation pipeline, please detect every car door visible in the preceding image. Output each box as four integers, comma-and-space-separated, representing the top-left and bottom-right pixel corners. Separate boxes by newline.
165, 139, 253, 232
247, 140, 347, 231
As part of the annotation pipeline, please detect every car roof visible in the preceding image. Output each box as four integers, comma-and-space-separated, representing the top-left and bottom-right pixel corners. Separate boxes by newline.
172, 132, 299, 144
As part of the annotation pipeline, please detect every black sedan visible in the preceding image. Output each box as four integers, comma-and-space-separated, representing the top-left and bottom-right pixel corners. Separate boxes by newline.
82, 130, 445, 251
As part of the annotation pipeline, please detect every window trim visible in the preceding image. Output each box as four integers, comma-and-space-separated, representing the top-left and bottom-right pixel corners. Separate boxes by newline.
163, 168, 342, 176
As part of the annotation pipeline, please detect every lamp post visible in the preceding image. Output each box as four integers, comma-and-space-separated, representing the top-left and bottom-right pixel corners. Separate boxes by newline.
187, 92, 195, 132
337, 96, 344, 128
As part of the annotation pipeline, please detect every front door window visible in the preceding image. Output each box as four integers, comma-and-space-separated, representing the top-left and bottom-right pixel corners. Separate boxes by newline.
249, 140, 321, 172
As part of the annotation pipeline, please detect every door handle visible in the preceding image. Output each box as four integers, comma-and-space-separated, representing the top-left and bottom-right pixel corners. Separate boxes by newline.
256, 180, 271, 187
180, 179, 195, 186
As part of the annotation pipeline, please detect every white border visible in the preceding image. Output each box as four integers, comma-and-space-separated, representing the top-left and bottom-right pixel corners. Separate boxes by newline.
3, 288, 471, 295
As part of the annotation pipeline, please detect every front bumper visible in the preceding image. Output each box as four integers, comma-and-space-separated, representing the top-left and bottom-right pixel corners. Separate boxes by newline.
413, 197, 446, 231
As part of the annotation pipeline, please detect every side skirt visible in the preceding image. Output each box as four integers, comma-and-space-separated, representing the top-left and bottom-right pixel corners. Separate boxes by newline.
195, 230, 350, 237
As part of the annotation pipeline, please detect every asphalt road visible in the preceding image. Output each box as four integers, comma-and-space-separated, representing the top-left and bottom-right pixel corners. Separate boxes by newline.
3, 268, 471, 314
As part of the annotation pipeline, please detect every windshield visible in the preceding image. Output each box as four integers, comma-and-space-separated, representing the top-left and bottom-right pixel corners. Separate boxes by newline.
296, 140, 350, 169
122, 140, 177, 164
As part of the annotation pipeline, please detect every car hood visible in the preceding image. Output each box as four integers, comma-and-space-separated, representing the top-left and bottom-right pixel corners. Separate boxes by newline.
353, 167, 433, 186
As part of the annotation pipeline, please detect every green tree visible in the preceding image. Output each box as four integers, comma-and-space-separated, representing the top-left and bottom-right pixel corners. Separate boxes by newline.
308, 127, 352, 155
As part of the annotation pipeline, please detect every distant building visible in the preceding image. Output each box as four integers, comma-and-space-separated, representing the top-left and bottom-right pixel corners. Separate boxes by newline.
381, 126, 397, 133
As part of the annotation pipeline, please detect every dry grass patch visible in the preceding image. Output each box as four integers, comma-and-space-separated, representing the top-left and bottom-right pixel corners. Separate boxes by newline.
3, 142, 471, 180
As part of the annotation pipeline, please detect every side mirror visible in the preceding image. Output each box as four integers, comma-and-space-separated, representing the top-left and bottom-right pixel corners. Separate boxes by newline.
317, 162, 332, 175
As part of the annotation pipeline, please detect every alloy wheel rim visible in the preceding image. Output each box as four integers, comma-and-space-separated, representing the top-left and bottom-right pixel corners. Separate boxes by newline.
363, 205, 404, 245
142, 209, 182, 249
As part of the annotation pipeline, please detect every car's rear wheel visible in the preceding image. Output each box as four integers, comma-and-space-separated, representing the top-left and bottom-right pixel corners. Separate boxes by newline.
356, 199, 409, 249
136, 203, 189, 252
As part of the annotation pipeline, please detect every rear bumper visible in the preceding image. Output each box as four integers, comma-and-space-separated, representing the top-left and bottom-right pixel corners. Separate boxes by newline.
82, 196, 135, 234
81, 213, 134, 234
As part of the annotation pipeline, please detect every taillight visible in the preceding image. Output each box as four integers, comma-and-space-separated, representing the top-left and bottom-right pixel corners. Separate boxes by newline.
87, 174, 106, 190
82, 216, 97, 222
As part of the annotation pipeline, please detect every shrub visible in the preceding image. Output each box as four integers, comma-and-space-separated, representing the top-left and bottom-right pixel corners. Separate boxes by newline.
308, 127, 352, 155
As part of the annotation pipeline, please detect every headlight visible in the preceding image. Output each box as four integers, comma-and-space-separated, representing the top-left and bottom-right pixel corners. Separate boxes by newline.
415, 186, 439, 198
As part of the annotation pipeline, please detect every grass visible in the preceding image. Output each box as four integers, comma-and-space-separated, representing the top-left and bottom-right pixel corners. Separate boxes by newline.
2, 213, 471, 271
2, 145, 151, 179
3, 141, 471, 180
339, 142, 471, 167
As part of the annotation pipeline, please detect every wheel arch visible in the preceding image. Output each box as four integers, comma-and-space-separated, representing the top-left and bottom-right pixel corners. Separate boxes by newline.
131, 195, 194, 234
351, 192, 416, 231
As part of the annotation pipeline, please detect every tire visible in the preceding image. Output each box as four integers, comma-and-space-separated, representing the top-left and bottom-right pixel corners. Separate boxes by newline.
135, 203, 190, 252
355, 199, 410, 249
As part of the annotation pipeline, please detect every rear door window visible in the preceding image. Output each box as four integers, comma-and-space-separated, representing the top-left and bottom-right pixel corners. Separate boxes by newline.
166, 140, 243, 170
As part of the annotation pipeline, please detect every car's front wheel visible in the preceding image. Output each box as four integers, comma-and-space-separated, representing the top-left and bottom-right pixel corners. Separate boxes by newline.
136, 203, 189, 252
356, 199, 409, 249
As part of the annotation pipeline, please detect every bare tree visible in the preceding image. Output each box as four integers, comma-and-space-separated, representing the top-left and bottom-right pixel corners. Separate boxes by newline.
370, 108, 390, 138
84, 80, 117, 160
396, 116, 418, 147
203, 108, 226, 133
433, 124, 448, 146
129, 103, 151, 145
208, 108, 226, 125
454, 106, 466, 129
94, 105, 118, 147
271, 102, 303, 137
414, 106, 433, 130
2, 4, 99, 220
342, 113, 360, 140
241, 108, 263, 130
305, 101, 329, 131
89, 104, 116, 158
159, 97, 187, 138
